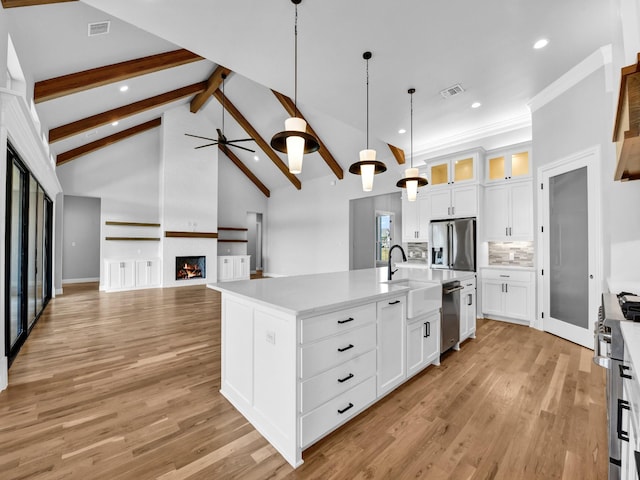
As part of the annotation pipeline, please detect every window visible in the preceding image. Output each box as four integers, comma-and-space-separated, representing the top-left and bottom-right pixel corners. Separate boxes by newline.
375, 212, 394, 265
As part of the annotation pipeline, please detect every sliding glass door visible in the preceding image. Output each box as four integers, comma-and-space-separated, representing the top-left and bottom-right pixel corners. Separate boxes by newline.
5, 143, 53, 365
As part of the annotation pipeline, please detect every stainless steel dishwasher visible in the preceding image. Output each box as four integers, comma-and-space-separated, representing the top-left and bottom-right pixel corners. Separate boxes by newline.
442, 281, 463, 353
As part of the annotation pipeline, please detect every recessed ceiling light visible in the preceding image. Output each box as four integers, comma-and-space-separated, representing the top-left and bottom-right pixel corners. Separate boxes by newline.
471, 102, 482, 109
119, 85, 129, 92
253, 155, 259, 161
398, 129, 406, 134
111, 121, 119, 126
533, 39, 549, 50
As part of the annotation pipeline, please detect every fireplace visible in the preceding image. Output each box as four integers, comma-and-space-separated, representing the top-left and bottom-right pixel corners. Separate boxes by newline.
176, 256, 206, 280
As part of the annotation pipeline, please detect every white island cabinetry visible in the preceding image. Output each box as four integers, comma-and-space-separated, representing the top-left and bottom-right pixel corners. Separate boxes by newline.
210, 268, 446, 468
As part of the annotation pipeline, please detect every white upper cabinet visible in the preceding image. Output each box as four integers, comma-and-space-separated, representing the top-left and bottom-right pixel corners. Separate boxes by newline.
427, 184, 479, 220
484, 181, 533, 241
485, 143, 531, 184
401, 191, 430, 242
427, 151, 480, 187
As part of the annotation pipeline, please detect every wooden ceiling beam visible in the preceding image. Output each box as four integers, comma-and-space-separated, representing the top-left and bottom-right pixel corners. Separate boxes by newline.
212, 89, 301, 190
35, 49, 204, 103
388, 143, 406, 165
49, 82, 206, 143
190, 65, 231, 113
218, 145, 270, 198
272, 90, 344, 180
56, 118, 162, 166
1, 0, 76, 7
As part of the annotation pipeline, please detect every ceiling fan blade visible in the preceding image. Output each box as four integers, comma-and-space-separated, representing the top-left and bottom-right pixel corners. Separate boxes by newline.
185, 133, 216, 142
195, 143, 219, 149
226, 138, 255, 143
229, 144, 256, 153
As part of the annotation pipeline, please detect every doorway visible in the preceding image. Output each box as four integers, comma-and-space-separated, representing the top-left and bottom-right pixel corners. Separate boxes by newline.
247, 212, 263, 274
375, 211, 394, 267
538, 147, 601, 348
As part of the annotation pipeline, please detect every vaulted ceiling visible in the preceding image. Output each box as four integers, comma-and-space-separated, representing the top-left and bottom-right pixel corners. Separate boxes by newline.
3, 0, 615, 196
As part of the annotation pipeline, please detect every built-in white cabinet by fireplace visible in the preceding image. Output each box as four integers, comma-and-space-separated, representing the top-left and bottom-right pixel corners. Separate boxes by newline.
218, 255, 251, 282
104, 258, 161, 291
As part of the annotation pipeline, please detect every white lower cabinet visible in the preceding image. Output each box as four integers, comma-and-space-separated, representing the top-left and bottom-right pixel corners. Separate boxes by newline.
218, 255, 250, 281
481, 268, 534, 324
377, 295, 407, 396
219, 290, 442, 468
105, 258, 160, 291
406, 310, 440, 378
460, 277, 477, 342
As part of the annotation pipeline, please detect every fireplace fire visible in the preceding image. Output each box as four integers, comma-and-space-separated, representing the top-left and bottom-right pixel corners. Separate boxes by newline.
176, 256, 206, 280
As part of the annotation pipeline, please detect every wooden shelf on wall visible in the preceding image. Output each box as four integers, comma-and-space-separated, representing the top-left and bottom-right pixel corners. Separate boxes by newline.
164, 231, 218, 239
218, 239, 248, 243
105, 221, 161, 227
218, 227, 248, 231
614, 52, 640, 181
105, 237, 161, 241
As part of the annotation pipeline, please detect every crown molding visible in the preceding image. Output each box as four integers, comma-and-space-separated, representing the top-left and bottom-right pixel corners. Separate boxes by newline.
412, 113, 532, 163
528, 45, 613, 113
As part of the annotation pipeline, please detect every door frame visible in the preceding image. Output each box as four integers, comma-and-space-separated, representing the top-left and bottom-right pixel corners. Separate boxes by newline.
536, 145, 602, 348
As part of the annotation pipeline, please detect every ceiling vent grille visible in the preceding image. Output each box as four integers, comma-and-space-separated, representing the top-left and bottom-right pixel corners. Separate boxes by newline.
440, 84, 465, 99
88, 21, 110, 37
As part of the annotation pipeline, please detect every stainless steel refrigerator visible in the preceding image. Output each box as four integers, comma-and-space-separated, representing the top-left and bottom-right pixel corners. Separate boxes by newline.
430, 218, 476, 271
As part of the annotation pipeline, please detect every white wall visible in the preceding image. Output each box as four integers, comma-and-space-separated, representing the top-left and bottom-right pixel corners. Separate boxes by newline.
217, 149, 268, 258
160, 107, 218, 287
57, 128, 161, 287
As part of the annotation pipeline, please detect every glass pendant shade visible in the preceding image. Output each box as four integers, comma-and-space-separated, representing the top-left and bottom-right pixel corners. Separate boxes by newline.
284, 117, 306, 174
405, 168, 419, 201
359, 149, 377, 191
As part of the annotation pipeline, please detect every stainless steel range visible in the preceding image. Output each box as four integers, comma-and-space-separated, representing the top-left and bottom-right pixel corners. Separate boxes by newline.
594, 292, 640, 479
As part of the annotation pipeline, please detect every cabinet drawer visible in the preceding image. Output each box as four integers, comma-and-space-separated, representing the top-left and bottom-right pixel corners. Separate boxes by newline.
301, 323, 376, 379
301, 350, 376, 414
301, 303, 376, 344
481, 269, 533, 282
460, 277, 476, 289
300, 375, 376, 448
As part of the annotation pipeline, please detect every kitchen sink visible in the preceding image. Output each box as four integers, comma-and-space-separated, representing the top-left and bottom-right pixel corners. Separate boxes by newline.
388, 279, 442, 318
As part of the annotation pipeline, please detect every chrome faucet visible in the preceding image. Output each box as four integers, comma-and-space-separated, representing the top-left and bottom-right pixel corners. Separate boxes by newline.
387, 244, 407, 281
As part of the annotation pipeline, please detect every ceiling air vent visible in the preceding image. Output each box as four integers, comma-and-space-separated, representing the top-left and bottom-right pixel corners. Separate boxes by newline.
88, 21, 110, 37
440, 83, 465, 99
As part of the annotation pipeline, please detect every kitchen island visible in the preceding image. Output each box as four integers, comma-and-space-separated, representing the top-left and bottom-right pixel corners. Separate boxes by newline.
208, 267, 474, 467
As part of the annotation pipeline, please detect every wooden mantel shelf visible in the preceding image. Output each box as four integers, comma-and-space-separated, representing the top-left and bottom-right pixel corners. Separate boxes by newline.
614, 52, 640, 181
164, 231, 218, 239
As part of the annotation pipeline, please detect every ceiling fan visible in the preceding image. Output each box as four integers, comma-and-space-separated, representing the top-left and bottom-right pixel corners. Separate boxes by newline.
185, 74, 256, 153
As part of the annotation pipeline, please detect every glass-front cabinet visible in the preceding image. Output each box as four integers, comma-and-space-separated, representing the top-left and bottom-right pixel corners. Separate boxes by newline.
485, 143, 531, 183
427, 151, 479, 187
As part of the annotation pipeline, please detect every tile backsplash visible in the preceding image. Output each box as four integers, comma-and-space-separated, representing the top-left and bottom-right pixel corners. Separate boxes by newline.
488, 241, 534, 267
407, 242, 428, 263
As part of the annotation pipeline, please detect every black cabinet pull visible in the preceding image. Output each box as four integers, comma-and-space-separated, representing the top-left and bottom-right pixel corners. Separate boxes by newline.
620, 364, 632, 379
617, 399, 630, 442
467, 293, 473, 306
424, 321, 430, 338
337, 344, 354, 352
337, 373, 354, 383
337, 402, 354, 414
389, 300, 400, 305
337, 317, 354, 324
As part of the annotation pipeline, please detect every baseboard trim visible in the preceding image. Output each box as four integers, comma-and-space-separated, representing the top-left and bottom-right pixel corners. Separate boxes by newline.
62, 277, 100, 284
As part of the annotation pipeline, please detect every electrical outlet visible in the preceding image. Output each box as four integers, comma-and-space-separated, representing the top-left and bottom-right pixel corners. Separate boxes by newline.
266, 330, 276, 345
509, 251, 515, 260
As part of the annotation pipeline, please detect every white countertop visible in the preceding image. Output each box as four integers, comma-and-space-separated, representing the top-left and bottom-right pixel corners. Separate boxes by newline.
207, 267, 474, 317
620, 321, 640, 376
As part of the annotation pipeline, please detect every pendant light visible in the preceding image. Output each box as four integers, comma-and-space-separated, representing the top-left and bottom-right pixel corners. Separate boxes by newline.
396, 88, 428, 201
270, 0, 320, 174
349, 51, 386, 192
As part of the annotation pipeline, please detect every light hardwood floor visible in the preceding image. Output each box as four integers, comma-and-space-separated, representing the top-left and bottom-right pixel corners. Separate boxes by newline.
0, 283, 607, 479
